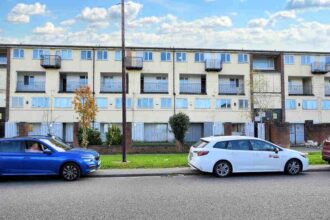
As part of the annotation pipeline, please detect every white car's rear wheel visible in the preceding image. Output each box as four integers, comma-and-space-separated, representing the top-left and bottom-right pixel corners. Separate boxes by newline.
285, 159, 302, 175
213, 161, 232, 177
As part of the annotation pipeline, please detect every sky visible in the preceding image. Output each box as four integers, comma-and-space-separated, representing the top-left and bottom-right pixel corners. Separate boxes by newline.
0, 0, 330, 51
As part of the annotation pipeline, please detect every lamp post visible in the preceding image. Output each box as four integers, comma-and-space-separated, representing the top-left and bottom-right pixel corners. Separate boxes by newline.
121, 0, 127, 162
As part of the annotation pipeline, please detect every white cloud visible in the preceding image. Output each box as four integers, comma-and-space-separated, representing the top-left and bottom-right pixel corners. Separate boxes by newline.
60, 19, 76, 26
248, 18, 269, 28
108, 1, 143, 20
248, 10, 296, 28
78, 7, 108, 22
33, 22, 65, 35
7, 2, 46, 24
287, 0, 330, 10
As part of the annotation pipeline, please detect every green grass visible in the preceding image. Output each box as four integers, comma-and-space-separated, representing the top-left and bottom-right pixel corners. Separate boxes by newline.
99, 152, 327, 169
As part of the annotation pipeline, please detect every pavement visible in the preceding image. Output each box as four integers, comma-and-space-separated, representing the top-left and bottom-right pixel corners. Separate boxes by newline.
91, 165, 330, 178
1, 171, 330, 220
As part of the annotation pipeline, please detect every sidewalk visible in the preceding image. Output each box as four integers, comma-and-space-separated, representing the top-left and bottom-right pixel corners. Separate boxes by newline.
90, 165, 330, 178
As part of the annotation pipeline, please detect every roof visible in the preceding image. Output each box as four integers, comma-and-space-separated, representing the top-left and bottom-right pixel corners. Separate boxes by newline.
201, 135, 260, 142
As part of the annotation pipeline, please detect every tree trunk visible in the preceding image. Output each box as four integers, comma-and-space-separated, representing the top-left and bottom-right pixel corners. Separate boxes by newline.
81, 127, 89, 148
175, 140, 183, 152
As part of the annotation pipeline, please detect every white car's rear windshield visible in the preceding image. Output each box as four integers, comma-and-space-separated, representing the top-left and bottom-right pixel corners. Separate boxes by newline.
192, 140, 208, 148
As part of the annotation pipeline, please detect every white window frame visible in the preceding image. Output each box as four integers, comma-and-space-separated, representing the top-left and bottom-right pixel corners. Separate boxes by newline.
13, 48, 24, 59
160, 51, 171, 62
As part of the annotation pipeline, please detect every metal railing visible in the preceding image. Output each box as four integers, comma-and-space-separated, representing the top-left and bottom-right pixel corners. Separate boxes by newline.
41, 55, 61, 68
205, 59, 222, 71
16, 81, 45, 92
143, 82, 168, 93
62, 81, 88, 92
311, 62, 330, 73
219, 83, 244, 94
325, 85, 330, 96
101, 81, 122, 92
180, 82, 205, 94
126, 56, 143, 70
288, 85, 313, 95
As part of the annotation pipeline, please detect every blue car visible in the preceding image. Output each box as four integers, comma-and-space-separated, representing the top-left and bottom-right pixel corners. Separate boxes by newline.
0, 136, 101, 181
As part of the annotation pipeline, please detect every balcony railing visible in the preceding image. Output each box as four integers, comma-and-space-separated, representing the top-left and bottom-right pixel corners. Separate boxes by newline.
325, 85, 330, 96
126, 57, 143, 70
61, 81, 88, 92
41, 55, 61, 69
16, 81, 45, 92
288, 85, 313, 95
0, 56, 7, 65
311, 62, 330, 74
180, 82, 205, 94
205, 59, 222, 71
101, 81, 122, 93
219, 83, 244, 95
142, 82, 168, 93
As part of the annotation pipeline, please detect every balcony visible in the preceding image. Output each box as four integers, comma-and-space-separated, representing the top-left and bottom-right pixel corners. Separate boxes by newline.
180, 82, 206, 94
205, 59, 222, 72
100, 81, 123, 93
288, 85, 313, 96
41, 55, 61, 69
219, 83, 244, 95
311, 62, 330, 74
16, 81, 45, 92
126, 57, 143, 70
325, 85, 330, 96
142, 82, 168, 94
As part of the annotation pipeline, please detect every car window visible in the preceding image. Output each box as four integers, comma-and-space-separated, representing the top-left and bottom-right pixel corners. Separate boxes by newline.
192, 140, 208, 148
213, 141, 227, 149
250, 140, 276, 151
0, 141, 25, 153
227, 140, 251, 151
25, 141, 46, 153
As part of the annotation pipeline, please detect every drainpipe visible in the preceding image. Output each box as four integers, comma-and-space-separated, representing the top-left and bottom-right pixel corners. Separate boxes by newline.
172, 47, 176, 115
92, 48, 96, 129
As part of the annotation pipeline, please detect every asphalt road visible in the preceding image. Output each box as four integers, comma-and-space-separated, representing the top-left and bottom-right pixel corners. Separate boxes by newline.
1, 172, 330, 220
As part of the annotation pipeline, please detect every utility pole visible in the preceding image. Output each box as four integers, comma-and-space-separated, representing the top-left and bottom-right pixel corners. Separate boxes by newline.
121, 0, 127, 162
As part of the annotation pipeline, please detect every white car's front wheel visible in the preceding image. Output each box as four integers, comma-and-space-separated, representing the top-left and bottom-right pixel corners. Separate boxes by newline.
213, 161, 232, 177
285, 159, 302, 175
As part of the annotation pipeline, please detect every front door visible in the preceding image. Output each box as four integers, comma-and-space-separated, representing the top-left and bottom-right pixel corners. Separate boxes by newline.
250, 140, 282, 171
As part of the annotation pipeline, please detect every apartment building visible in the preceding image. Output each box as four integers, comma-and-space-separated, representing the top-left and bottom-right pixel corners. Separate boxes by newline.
0, 44, 329, 145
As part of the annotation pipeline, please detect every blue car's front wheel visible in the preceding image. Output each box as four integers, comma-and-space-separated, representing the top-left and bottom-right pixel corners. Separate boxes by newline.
61, 163, 81, 181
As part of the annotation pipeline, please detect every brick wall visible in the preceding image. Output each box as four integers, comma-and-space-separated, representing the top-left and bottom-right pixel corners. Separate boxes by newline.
224, 122, 232, 136
268, 122, 290, 148
305, 120, 330, 144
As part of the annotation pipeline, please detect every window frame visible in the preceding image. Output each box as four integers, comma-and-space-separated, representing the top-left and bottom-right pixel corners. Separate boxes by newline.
238, 53, 248, 64
176, 52, 187, 62
81, 50, 92, 60
160, 51, 171, 62
13, 48, 24, 59
97, 50, 108, 61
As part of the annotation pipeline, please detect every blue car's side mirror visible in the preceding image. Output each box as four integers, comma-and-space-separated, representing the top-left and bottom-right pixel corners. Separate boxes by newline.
43, 149, 52, 155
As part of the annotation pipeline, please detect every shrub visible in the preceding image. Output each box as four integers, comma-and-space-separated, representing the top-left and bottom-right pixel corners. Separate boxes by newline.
169, 112, 190, 145
78, 128, 103, 146
106, 124, 122, 146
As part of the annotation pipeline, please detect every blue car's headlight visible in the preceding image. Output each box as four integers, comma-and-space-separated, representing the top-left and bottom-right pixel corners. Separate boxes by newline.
82, 156, 95, 162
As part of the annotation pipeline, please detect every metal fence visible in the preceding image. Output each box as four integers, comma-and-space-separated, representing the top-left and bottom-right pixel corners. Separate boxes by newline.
218, 83, 244, 94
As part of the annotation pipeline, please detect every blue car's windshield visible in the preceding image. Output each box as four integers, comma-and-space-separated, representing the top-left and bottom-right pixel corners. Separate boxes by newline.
42, 138, 72, 152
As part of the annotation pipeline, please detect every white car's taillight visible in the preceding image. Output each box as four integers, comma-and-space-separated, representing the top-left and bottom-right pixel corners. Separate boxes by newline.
197, 151, 209, 156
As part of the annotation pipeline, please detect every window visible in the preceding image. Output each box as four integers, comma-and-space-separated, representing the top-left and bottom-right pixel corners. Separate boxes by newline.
137, 98, 153, 109
322, 100, 330, 110
56, 49, 72, 60
115, 98, 132, 109
284, 55, 294, 65
12, 97, 24, 108
13, 48, 24, 59
176, 52, 186, 62
250, 140, 277, 151
33, 49, 50, 59
0, 141, 25, 153
81, 50, 92, 60
115, 50, 122, 61
302, 100, 317, 110
195, 98, 211, 109
96, 98, 108, 109
216, 99, 231, 109
97, 50, 108, 60
54, 98, 72, 108
326, 56, 330, 65
161, 98, 172, 109
80, 76, 88, 85
285, 99, 296, 109
301, 55, 311, 65
253, 58, 275, 70
24, 75, 35, 85
239, 99, 248, 109
32, 97, 49, 108
161, 51, 171, 61
194, 52, 204, 62
176, 98, 188, 109
192, 140, 208, 148
213, 141, 227, 149
227, 140, 251, 151
238, 53, 248, 63
143, 51, 153, 61
221, 53, 231, 63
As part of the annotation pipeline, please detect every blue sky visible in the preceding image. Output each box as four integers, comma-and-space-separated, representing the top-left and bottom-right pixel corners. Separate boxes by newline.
1, 0, 330, 51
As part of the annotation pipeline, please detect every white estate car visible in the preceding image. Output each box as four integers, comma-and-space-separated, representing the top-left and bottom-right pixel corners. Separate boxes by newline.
188, 136, 309, 177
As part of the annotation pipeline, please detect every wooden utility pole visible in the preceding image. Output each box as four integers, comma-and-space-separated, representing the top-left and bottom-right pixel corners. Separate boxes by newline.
121, 0, 127, 162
